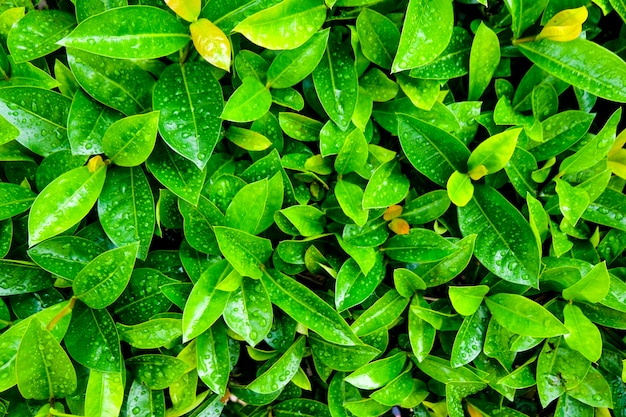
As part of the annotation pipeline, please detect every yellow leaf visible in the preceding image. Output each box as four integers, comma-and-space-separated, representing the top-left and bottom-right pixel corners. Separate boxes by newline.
190, 18, 231, 72
468, 164, 488, 181
608, 148, 626, 180
467, 402, 483, 417
388, 218, 410, 235
536, 6, 588, 42
87, 155, 106, 173
165, 0, 200, 22
608, 128, 626, 157
383, 204, 403, 220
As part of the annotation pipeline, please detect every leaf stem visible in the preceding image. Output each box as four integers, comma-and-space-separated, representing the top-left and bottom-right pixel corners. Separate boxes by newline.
512, 36, 537, 45
46, 297, 77, 331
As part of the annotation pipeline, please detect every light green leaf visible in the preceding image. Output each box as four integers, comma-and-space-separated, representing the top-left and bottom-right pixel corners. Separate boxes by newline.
28, 163, 106, 246
467, 128, 522, 178
221, 77, 272, 123
153, 62, 224, 169
16, 318, 77, 400
223, 276, 273, 346
505, 0, 550, 39
7, 10, 75, 63
563, 304, 601, 362
27, 236, 103, 280
450, 305, 489, 368
447, 170, 474, 207
0, 182, 36, 221
518, 38, 626, 103
362, 160, 409, 209
409, 26, 471, 80
72, 242, 139, 309
214, 226, 273, 278
127, 378, 166, 417
197, 320, 231, 396
226, 126, 273, 151
335, 128, 368, 175
117, 318, 182, 349
344, 352, 407, 390
309, 332, 379, 372
449, 285, 489, 316
126, 354, 189, 390
351, 290, 410, 337
356, 8, 399, 69
247, 336, 305, 394
485, 293, 568, 338
262, 268, 361, 345
335, 253, 384, 312
84, 370, 124, 417
468, 22, 500, 101
392, 0, 453, 72
59, 6, 189, 59
382, 228, 457, 263
334, 179, 368, 227
233, 0, 326, 50
562, 261, 610, 303
225, 173, 283, 235
103, 111, 159, 167
178, 196, 223, 256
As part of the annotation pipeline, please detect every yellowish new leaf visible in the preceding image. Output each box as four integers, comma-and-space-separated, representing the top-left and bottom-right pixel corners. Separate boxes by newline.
165, 0, 200, 22
536, 6, 588, 42
190, 18, 231, 72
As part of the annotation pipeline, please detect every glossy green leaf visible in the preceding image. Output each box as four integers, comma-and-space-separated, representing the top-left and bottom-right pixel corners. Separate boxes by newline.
226, 126, 272, 151
279, 113, 322, 142
114, 268, 176, 325
59, 6, 189, 59
2, 56, 60, 89
191, 18, 232, 72
409, 26, 471, 80
505, 0, 549, 39
447, 170, 474, 207
382, 228, 457, 262
16, 318, 77, 400
221, 77, 272, 123
233, 0, 326, 50
276, 205, 325, 237
84, 370, 124, 417
103, 111, 159, 167
469, 22, 500, 101
182, 260, 231, 341
247, 336, 305, 394
449, 285, 489, 316
392, 0, 453, 72
127, 378, 166, 417
459, 185, 540, 287
356, 8, 399, 69
350, 290, 410, 337
178, 196, 223, 255
335, 180, 368, 227
519, 38, 626, 103
223, 276, 273, 346
335, 128, 368, 175
118, 318, 182, 349
398, 115, 470, 186
72, 242, 139, 309
126, 354, 189, 390
335, 253, 384, 311
262, 268, 361, 345
486, 293, 568, 338
0, 182, 36, 221
562, 261, 610, 303
362, 160, 409, 209
309, 332, 379, 372
197, 320, 231, 396
393, 268, 426, 297
147, 140, 207, 205
0, 87, 71, 156
225, 173, 283, 235
563, 303, 601, 362
68, 90, 123, 156
76, 0, 128, 22
153, 62, 224, 170
267, 29, 329, 88
7, 10, 75, 63
344, 352, 407, 390
450, 305, 489, 368
467, 128, 521, 178
214, 226, 272, 278
313, 31, 358, 131
67, 48, 154, 116
274, 399, 331, 417
28, 163, 106, 246
98, 166, 154, 260
65, 302, 122, 372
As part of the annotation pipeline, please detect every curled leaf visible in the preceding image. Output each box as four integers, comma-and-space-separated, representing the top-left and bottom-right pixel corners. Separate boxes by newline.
536, 6, 588, 42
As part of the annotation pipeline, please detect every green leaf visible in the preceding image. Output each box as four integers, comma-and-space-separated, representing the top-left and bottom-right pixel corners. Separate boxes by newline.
350, 290, 410, 337
262, 268, 361, 345
221, 77, 272, 123
447, 170, 474, 207
392, 0, 453, 72
225, 173, 283, 235
409, 26, 471, 80
0, 182, 36, 221
274, 399, 331, 417
449, 285, 489, 316
485, 293, 568, 338
98, 167, 154, 260
467, 128, 521, 178
76, 0, 128, 22
0, 87, 71, 156
65, 302, 122, 372
214, 226, 273, 279
178, 196, 223, 255
309, 332, 379, 372
117, 318, 182, 349
196, 321, 231, 397
362, 160, 409, 209
67, 48, 155, 116
335, 253, 384, 311
518, 38, 626, 103
28, 236, 102, 280
103, 111, 159, 167
59, 6, 189, 59
276, 205, 325, 237
16, 318, 77, 400
114, 268, 177, 324
223, 276, 273, 346
127, 378, 166, 417
267, 29, 329, 88
72, 242, 139, 309
84, 370, 124, 417
562, 261, 610, 303
335, 179, 368, 227
393, 268, 426, 298
450, 305, 489, 368
335, 128, 368, 175
153, 62, 224, 170
563, 303, 601, 362
356, 8, 399, 69
226, 126, 273, 151
344, 352, 407, 390
383, 228, 457, 262
247, 336, 305, 394
313, 30, 358, 131
398, 115, 470, 186
68, 90, 123, 156
182, 260, 231, 341
505, 0, 550, 39
468, 22, 501, 101
28, 163, 106, 246
126, 354, 189, 390
459, 185, 541, 287
7, 10, 75, 63
147, 140, 207, 205
233, 0, 326, 50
